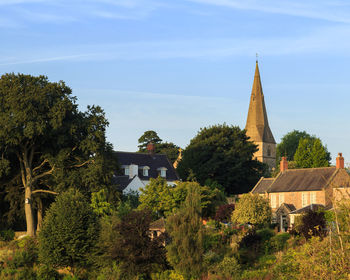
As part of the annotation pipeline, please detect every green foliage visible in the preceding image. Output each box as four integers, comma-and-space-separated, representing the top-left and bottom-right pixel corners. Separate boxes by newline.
0, 229, 15, 241
215, 256, 241, 279
269, 233, 291, 252
151, 270, 185, 280
294, 138, 330, 168
110, 209, 167, 278
0, 73, 118, 234
177, 124, 269, 195
39, 189, 99, 272
139, 179, 226, 219
276, 130, 312, 161
36, 264, 60, 280
166, 186, 205, 279
232, 194, 271, 227
90, 189, 113, 217
138, 130, 180, 163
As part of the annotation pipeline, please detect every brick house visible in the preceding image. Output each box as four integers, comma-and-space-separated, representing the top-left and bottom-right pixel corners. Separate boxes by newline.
251, 153, 350, 231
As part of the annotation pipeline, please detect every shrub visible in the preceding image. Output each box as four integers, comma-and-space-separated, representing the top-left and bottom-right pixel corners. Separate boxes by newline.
214, 204, 235, 223
215, 256, 241, 279
296, 209, 326, 239
36, 264, 60, 280
269, 233, 290, 252
0, 229, 15, 241
39, 189, 99, 274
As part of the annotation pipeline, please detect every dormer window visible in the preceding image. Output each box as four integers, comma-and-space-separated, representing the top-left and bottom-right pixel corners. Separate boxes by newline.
143, 166, 150, 176
157, 167, 167, 178
122, 165, 129, 176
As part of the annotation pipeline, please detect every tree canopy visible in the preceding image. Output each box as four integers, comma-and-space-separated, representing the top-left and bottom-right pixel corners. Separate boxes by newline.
177, 124, 269, 195
294, 138, 331, 168
166, 185, 205, 279
276, 130, 312, 161
231, 193, 271, 227
138, 130, 180, 163
39, 189, 99, 274
138, 177, 226, 219
0, 73, 118, 236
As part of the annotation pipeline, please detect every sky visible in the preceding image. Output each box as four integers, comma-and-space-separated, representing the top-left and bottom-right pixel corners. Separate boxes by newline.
0, 0, 349, 166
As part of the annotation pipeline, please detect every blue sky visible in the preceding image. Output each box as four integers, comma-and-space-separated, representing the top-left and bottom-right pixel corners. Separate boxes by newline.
0, 0, 349, 165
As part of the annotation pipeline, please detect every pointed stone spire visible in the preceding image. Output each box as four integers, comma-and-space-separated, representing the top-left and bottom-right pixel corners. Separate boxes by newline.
245, 61, 275, 144
245, 61, 276, 170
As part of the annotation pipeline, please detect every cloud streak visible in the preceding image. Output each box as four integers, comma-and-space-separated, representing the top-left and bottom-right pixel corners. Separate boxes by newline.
188, 0, 350, 24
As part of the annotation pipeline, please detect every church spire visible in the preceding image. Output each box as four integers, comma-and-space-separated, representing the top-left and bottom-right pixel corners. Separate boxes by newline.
245, 61, 275, 144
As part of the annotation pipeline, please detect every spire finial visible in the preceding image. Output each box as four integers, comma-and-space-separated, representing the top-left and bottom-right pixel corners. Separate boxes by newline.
256, 53, 258, 63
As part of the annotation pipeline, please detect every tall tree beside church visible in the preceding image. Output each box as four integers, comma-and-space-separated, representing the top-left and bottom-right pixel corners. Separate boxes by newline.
294, 138, 331, 168
138, 130, 180, 163
0, 73, 118, 236
177, 124, 269, 195
276, 130, 313, 161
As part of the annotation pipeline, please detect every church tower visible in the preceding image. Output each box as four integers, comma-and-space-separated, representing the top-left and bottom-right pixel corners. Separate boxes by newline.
245, 61, 276, 169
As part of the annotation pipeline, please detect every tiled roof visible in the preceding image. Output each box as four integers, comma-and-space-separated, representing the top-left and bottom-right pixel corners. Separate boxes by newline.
290, 204, 324, 214
150, 218, 165, 230
280, 203, 296, 212
115, 151, 179, 181
251, 177, 274, 194
112, 175, 134, 191
268, 167, 337, 192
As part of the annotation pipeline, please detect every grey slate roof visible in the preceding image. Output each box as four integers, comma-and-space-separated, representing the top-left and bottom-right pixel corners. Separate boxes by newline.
269, 167, 337, 192
115, 151, 179, 181
112, 175, 134, 191
251, 177, 274, 194
289, 204, 324, 214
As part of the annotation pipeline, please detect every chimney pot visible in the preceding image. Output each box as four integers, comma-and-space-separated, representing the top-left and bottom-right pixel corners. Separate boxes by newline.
147, 142, 155, 155
336, 153, 344, 169
280, 156, 288, 172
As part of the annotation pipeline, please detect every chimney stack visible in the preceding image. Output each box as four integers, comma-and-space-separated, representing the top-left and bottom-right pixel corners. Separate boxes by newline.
147, 142, 155, 155
336, 153, 344, 169
280, 157, 288, 172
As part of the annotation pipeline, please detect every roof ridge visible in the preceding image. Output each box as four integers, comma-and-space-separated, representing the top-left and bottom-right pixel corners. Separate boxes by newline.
284, 166, 335, 172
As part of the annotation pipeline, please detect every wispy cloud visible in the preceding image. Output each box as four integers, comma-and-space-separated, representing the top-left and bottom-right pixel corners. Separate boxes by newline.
1, 24, 350, 66
188, 0, 350, 24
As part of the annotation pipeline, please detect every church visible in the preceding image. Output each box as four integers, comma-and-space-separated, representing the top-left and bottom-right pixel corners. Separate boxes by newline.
245, 61, 276, 170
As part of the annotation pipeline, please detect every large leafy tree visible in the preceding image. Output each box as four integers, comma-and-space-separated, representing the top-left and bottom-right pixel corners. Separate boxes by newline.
0, 74, 117, 236
294, 138, 331, 168
138, 130, 180, 163
231, 193, 271, 227
39, 189, 99, 275
110, 209, 167, 278
138, 178, 226, 219
166, 185, 205, 279
177, 124, 269, 195
276, 130, 312, 161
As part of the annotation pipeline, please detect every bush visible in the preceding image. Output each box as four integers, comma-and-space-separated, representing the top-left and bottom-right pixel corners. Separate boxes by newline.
215, 204, 235, 223
296, 210, 326, 239
0, 229, 15, 241
36, 264, 60, 280
269, 233, 290, 252
39, 189, 99, 273
215, 256, 241, 279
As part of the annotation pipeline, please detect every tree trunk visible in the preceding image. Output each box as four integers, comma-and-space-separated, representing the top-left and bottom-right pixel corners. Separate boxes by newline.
25, 185, 35, 237
36, 198, 43, 232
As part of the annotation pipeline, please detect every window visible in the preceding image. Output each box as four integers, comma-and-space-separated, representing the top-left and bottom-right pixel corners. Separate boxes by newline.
124, 167, 129, 176
302, 192, 308, 207
267, 146, 271, 157
143, 166, 149, 176
270, 194, 276, 208
158, 167, 167, 178
279, 193, 284, 206
160, 169, 166, 178
310, 192, 316, 204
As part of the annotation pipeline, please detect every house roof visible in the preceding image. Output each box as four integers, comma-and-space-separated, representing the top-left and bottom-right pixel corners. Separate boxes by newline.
289, 204, 324, 215
269, 167, 337, 192
112, 175, 134, 191
251, 177, 274, 194
150, 218, 165, 231
115, 151, 179, 181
